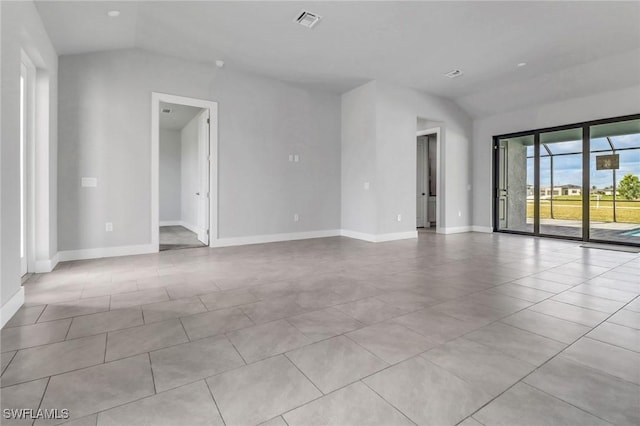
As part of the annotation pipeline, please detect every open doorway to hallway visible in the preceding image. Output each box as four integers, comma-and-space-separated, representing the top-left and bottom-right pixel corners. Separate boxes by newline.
158, 102, 209, 251
417, 131, 438, 229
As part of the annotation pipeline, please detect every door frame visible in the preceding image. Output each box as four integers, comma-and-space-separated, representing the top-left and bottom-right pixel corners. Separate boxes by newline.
416, 128, 441, 231
416, 135, 428, 227
151, 92, 218, 250
20, 51, 37, 276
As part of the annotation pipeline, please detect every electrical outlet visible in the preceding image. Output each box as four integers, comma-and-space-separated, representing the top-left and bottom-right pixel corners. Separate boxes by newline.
293, 214, 299, 222
294, 154, 300, 162
288, 154, 294, 162
105, 222, 113, 232
397, 214, 402, 222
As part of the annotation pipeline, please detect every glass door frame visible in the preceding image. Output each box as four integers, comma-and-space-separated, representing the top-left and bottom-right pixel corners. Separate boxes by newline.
493, 113, 640, 247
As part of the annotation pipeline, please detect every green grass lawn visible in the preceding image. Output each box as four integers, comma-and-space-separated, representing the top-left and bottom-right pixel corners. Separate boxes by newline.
526, 196, 640, 223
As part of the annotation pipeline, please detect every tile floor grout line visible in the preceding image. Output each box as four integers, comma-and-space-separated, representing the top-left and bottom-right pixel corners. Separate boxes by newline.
62, 318, 73, 341
33, 376, 51, 422
177, 317, 191, 342
33, 304, 48, 324
282, 352, 325, 396
0, 350, 18, 376
225, 334, 248, 366
522, 381, 618, 425
204, 378, 228, 426
147, 352, 157, 394
103, 331, 109, 364
360, 379, 419, 426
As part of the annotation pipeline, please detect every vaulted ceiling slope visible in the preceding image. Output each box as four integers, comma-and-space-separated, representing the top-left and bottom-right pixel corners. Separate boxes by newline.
35, 1, 640, 117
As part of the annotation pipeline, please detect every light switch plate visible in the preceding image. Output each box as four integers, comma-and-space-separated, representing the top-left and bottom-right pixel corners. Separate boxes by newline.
82, 177, 97, 187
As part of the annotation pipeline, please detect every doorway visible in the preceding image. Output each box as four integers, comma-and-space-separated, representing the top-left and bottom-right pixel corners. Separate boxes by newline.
417, 131, 438, 229
152, 93, 218, 251
494, 114, 640, 246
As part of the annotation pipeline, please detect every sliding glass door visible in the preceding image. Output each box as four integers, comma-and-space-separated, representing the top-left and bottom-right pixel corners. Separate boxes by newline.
538, 128, 584, 239
589, 119, 640, 244
494, 114, 640, 246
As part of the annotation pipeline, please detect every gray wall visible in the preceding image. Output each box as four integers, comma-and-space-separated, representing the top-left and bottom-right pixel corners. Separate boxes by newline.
472, 84, 640, 229
58, 49, 215, 250
376, 82, 474, 232
58, 48, 341, 250
1, 1, 58, 307
159, 129, 181, 222
180, 114, 199, 229
340, 80, 473, 237
212, 67, 342, 238
341, 81, 378, 234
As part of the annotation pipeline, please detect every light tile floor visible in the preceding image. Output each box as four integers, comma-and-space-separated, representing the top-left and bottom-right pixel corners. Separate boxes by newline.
1, 232, 639, 426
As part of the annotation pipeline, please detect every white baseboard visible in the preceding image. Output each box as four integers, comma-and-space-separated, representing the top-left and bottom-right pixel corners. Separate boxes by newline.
211, 229, 341, 248
471, 226, 493, 233
58, 244, 157, 262
35, 252, 59, 273
1, 288, 25, 328
375, 231, 419, 242
159, 220, 181, 226
339, 229, 418, 242
339, 229, 377, 242
437, 226, 472, 234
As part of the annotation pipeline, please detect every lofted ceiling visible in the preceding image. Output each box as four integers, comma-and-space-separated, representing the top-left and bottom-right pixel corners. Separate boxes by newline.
34, 1, 640, 117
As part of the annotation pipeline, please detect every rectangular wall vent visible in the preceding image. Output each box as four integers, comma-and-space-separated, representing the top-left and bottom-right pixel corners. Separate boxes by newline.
294, 10, 322, 28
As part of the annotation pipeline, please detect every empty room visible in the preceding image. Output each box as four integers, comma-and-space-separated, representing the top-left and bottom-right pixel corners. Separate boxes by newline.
1, 1, 639, 425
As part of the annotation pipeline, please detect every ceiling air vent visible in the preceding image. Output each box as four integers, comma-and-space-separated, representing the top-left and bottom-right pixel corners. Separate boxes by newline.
444, 69, 464, 79
294, 10, 322, 28
161, 108, 172, 114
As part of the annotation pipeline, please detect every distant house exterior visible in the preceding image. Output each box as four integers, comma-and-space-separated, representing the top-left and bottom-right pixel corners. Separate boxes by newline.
540, 187, 562, 197
561, 185, 582, 196
539, 185, 582, 197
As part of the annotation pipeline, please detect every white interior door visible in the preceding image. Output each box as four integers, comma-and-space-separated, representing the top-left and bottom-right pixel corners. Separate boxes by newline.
196, 110, 210, 245
416, 138, 428, 227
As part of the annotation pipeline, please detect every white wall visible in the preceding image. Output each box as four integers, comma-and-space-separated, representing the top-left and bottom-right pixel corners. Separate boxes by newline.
180, 114, 199, 230
1, 1, 58, 322
159, 128, 181, 222
58, 48, 341, 251
341, 81, 378, 235
212, 66, 342, 239
472, 84, 640, 229
376, 81, 474, 232
340, 80, 473, 238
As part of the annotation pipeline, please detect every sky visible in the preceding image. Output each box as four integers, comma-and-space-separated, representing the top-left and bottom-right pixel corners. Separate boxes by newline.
525, 134, 640, 189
